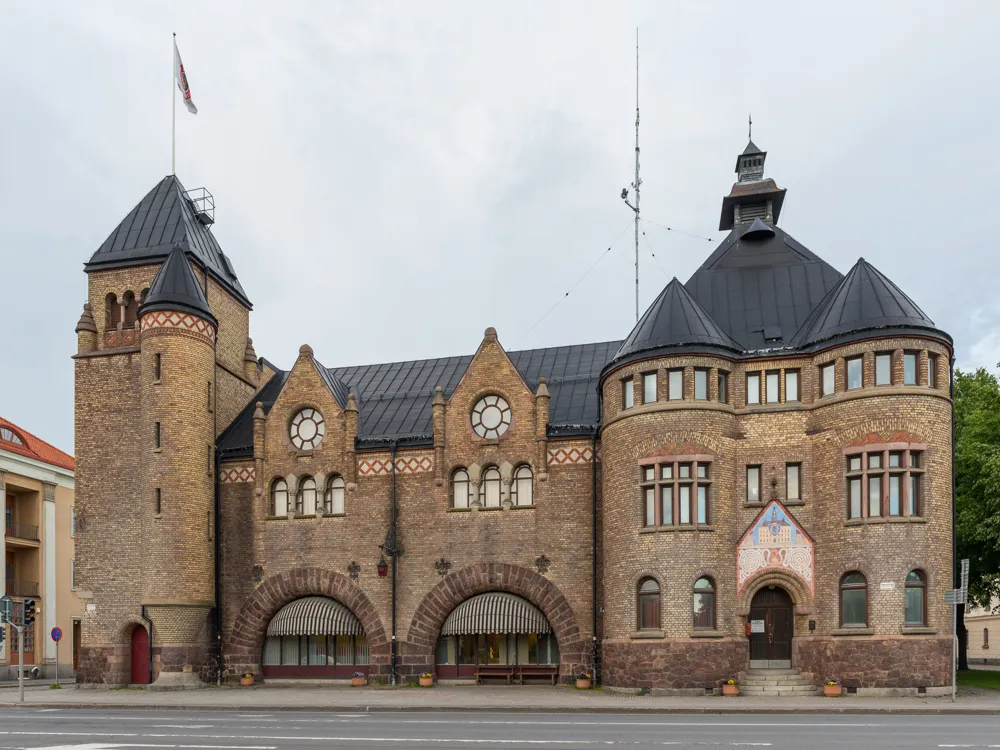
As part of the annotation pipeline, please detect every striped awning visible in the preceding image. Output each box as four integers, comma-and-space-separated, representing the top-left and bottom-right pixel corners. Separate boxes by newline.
441, 592, 551, 636
266, 596, 364, 637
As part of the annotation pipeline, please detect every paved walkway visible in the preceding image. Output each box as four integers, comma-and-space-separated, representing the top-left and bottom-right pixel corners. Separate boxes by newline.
0, 684, 998, 714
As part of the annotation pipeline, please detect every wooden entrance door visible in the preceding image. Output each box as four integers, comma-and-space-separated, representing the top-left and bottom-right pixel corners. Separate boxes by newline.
749, 587, 793, 669
130, 626, 150, 685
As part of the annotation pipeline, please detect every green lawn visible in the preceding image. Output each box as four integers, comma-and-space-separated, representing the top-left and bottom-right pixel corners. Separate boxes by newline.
958, 669, 1000, 690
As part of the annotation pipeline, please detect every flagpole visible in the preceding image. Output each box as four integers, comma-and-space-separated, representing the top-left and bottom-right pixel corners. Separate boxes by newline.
171, 32, 176, 175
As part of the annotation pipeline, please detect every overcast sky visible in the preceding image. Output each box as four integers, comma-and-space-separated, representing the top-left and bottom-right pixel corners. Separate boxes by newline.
3, 1, 999, 454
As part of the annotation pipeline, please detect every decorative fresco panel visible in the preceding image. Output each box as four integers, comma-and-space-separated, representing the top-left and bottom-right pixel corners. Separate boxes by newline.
736, 501, 814, 594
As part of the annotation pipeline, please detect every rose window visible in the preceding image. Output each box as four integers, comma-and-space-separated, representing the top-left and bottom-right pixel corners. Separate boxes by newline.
290, 408, 325, 450
471, 395, 511, 439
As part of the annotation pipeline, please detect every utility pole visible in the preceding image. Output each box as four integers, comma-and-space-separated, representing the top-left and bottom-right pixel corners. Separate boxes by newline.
621, 28, 641, 321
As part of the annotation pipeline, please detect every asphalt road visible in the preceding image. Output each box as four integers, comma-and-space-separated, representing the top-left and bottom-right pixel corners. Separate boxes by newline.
0, 709, 998, 749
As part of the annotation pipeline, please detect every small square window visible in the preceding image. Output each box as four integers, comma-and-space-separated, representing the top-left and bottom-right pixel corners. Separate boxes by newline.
849, 456, 862, 472
821, 364, 835, 396
868, 453, 881, 470
718, 372, 729, 404
876, 354, 892, 385
694, 369, 708, 400
697, 464, 708, 479
747, 373, 761, 404
661, 464, 673, 480
904, 353, 917, 385
643, 372, 657, 404
889, 452, 902, 468
623, 378, 634, 409
909, 451, 920, 469
785, 370, 799, 402
847, 358, 863, 390
679, 463, 691, 479
643, 466, 655, 482
765, 372, 779, 403
668, 370, 684, 400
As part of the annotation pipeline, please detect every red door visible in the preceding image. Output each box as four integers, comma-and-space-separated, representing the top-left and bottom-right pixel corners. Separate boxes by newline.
130, 626, 150, 685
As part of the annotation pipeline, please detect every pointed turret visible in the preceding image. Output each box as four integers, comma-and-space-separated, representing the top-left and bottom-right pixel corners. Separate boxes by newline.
139, 244, 217, 325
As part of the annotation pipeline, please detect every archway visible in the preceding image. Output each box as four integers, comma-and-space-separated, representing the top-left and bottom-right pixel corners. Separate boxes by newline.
261, 596, 370, 679
129, 625, 150, 685
748, 586, 793, 669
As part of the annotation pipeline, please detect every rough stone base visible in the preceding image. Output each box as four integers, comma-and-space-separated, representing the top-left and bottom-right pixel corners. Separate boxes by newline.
849, 686, 952, 697
76, 644, 130, 685
602, 639, 748, 690
149, 670, 206, 691
796, 636, 951, 689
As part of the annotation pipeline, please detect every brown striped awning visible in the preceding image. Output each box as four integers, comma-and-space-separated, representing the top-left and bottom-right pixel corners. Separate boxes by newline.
266, 596, 364, 637
441, 592, 551, 636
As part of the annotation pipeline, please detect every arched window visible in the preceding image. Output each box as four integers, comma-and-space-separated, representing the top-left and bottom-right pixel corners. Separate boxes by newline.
139, 287, 150, 307
270, 478, 288, 516
122, 291, 138, 328
297, 477, 317, 516
904, 570, 927, 626
324, 475, 345, 515
452, 469, 470, 509
479, 467, 501, 508
693, 577, 716, 630
105, 293, 119, 330
840, 572, 868, 627
511, 465, 533, 506
637, 578, 660, 631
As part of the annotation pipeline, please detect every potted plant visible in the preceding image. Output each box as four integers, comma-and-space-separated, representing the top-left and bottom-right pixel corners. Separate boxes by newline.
576, 672, 592, 690
419, 672, 434, 688
240, 672, 254, 687
351, 671, 366, 687
823, 679, 842, 697
722, 678, 739, 696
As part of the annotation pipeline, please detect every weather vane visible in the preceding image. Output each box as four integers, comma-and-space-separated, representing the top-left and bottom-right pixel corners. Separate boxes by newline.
749, 113, 753, 140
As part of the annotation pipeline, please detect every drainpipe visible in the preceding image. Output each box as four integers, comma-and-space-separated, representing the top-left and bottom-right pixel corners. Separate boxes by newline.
950, 355, 966, 670
139, 606, 153, 685
212, 320, 222, 686
592, 385, 604, 684
389, 441, 399, 687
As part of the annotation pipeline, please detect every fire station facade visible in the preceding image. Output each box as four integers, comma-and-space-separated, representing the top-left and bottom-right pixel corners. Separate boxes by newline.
73, 140, 954, 692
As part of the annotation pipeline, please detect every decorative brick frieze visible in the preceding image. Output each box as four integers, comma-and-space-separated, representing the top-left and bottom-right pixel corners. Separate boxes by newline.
358, 452, 434, 476
220, 464, 255, 484
547, 442, 600, 466
140, 310, 216, 343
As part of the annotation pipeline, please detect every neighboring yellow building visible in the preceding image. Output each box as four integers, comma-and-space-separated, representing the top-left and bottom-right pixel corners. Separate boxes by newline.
967, 598, 1000, 666
1, 416, 79, 679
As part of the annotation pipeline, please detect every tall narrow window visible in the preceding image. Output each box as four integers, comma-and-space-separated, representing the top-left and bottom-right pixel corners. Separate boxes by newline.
324, 475, 345, 514
622, 377, 634, 409
821, 364, 835, 396
697, 484, 708, 524
746, 373, 761, 404
693, 578, 716, 630
452, 469, 471, 509
154, 489, 162, 515
678, 484, 691, 525
840, 572, 868, 627
154, 422, 161, 449
71, 559, 76, 590
297, 476, 317, 515
270, 479, 288, 516
668, 369, 683, 400
154, 353, 162, 381
765, 371, 779, 403
876, 353, 892, 385
694, 369, 708, 400
660, 484, 673, 525
868, 474, 882, 517
927, 354, 937, 388
904, 353, 917, 385
643, 485, 655, 527
784, 370, 799, 402
847, 358, 863, 390
909, 472, 920, 516
71, 505, 76, 537
512, 465, 534, 506
643, 372, 657, 404
746, 466, 761, 504
786, 463, 801, 502
480, 467, 501, 507
637, 578, 661, 631
718, 372, 729, 404
848, 476, 862, 519
904, 570, 926, 626
207, 381, 213, 411
888, 474, 901, 516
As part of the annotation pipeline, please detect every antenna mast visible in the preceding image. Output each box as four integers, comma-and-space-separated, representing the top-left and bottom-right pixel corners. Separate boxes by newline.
621, 29, 641, 321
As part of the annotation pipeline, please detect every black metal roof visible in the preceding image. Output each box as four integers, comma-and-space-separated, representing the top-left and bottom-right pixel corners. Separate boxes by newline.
217, 341, 621, 455
139, 244, 217, 325
790, 258, 950, 347
86, 175, 252, 308
685, 222, 844, 351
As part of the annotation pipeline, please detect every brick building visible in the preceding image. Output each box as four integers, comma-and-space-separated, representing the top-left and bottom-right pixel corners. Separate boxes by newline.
73, 139, 954, 693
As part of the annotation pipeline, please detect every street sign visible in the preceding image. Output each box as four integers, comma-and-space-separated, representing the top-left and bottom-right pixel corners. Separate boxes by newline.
960, 558, 969, 595
0, 595, 12, 623
51, 627, 62, 643
944, 588, 966, 605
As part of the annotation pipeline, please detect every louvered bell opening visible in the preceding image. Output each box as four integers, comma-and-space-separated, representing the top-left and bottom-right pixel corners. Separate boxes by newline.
738, 202, 768, 223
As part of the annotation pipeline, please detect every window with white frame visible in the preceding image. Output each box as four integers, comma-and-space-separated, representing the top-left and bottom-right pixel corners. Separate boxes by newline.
511, 465, 534, 506
479, 467, 502, 508
452, 468, 471, 509
324, 475, 345, 514
270, 478, 289, 516
296, 476, 317, 515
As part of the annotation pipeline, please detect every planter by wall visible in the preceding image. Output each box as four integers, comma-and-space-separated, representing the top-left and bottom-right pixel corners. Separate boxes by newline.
351, 677, 366, 687
240, 676, 254, 687
576, 678, 591, 690
722, 684, 740, 696
419, 676, 434, 688
823, 685, 843, 697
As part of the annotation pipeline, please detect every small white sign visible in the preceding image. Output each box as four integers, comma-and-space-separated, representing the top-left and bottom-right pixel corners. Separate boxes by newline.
750, 619, 765, 633
86, 603, 96, 612
880, 582, 896, 590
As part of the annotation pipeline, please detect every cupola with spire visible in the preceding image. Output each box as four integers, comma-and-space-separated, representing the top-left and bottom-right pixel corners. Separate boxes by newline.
719, 136, 787, 230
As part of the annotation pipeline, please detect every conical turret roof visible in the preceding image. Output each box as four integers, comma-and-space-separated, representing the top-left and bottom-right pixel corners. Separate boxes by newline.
610, 278, 742, 367
791, 258, 947, 347
139, 244, 217, 325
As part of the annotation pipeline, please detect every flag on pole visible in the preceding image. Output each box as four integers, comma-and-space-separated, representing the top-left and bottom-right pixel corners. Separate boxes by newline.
173, 39, 198, 114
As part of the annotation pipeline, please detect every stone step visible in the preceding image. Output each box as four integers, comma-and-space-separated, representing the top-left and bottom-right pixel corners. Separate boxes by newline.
739, 685, 820, 696
746, 668, 799, 676
742, 675, 813, 685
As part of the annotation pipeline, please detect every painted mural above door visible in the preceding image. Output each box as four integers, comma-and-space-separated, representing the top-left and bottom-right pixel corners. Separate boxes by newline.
736, 501, 814, 594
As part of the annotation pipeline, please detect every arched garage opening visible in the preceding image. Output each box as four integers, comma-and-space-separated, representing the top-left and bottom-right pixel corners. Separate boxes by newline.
435, 592, 559, 684
261, 596, 369, 679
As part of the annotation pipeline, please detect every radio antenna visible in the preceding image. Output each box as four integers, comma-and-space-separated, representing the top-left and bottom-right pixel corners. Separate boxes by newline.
620, 28, 641, 321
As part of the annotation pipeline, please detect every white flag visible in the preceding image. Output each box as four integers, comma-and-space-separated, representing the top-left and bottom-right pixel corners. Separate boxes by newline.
174, 39, 198, 114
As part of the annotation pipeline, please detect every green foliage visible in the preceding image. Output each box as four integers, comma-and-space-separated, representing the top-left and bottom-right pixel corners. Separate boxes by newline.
958, 669, 1000, 690
955, 368, 1000, 610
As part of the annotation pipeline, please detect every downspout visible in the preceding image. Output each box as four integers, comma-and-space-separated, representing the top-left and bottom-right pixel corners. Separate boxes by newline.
951, 355, 965, 669
390, 440, 399, 687
212, 321, 222, 686
592, 384, 604, 684
139, 606, 153, 685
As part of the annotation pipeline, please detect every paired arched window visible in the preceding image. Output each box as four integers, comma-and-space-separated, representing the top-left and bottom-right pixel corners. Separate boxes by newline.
270, 478, 288, 516
296, 477, 317, 516
122, 291, 138, 328
693, 577, 716, 630
904, 570, 927, 626
840, 572, 868, 627
511, 465, 533, 506
105, 293, 119, 330
637, 578, 660, 631
323, 475, 345, 515
480, 466, 501, 508
452, 469, 471, 509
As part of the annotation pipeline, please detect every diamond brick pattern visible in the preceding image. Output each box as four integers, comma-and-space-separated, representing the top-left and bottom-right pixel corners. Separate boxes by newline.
358, 453, 434, 476
141, 310, 216, 343
220, 465, 255, 484
547, 443, 600, 466
846, 430, 921, 448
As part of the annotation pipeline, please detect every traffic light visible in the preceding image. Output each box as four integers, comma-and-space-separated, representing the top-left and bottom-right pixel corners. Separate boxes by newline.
23, 599, 35, 628
0, 626, 5, 645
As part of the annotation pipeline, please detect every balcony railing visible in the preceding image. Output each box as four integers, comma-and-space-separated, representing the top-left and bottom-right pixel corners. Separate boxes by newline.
5, 521, 39, 541
4, 580, 39, 598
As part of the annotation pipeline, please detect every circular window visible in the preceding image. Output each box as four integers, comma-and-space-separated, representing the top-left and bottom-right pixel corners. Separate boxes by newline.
471, 395, 511, 439
290, 408, 325, 450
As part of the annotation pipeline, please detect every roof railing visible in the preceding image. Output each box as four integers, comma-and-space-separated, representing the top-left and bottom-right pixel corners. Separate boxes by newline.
184, 187, 215, 226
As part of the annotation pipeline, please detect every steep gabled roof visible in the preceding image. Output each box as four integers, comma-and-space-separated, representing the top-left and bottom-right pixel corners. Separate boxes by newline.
0, 416, 74, 472
86, 175, 251, 308
685, 222, 843, 350
609, 278, 742, 369
790, 258, 950, 347
139, 244, 217, 325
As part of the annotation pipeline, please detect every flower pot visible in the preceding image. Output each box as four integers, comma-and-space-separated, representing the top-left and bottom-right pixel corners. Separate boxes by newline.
576, 678, 591, 690
240, 676, 254, 687
419, 676, 434, 688
823, 685, 842, 697
722, 684, 739, 696
351, 677, 366, 687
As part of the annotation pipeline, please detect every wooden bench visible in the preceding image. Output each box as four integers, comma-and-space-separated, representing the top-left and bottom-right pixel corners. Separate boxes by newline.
516, 666, 559, 685
475, 665, 515, 685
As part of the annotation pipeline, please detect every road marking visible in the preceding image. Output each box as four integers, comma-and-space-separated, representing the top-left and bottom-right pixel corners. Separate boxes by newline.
151, 726, 214, 730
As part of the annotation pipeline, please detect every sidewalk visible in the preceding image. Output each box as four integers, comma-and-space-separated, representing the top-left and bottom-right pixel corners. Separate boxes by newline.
0, 684, 998, 714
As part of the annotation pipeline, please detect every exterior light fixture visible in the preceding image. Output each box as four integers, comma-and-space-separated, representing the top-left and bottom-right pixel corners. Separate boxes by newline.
377, 556, 388, 578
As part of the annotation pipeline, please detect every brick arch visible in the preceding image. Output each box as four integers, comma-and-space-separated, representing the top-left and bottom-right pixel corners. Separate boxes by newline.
227, 567, 389, 679
736, 570, 814, 617
405, 562, 586, 682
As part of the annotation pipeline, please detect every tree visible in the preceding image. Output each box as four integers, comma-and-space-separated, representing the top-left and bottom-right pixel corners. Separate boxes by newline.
955, 367, 1000, 668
